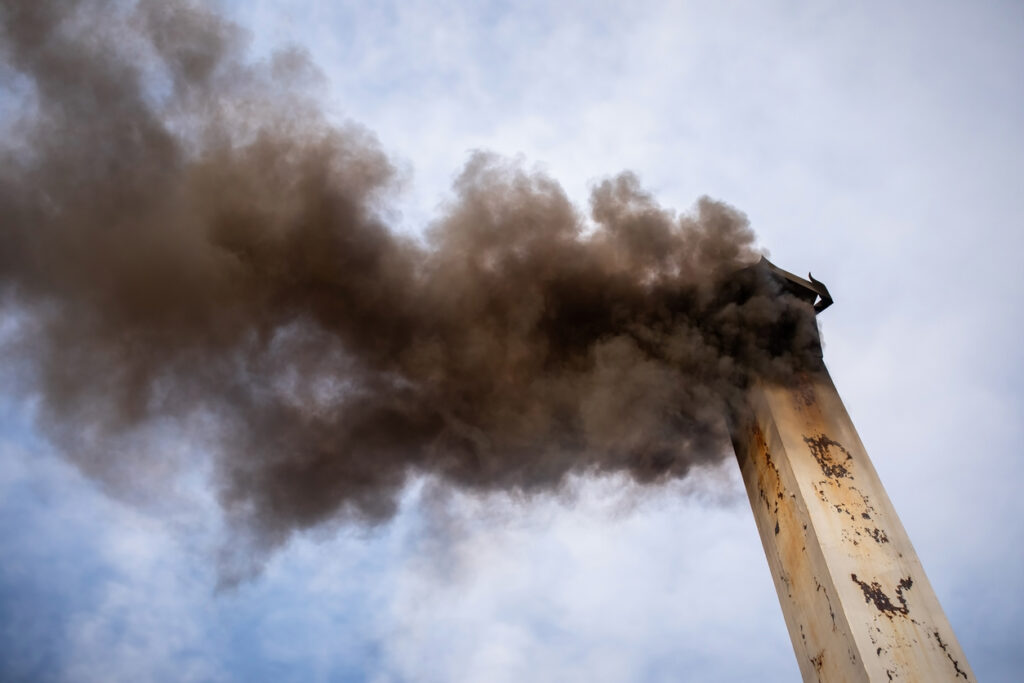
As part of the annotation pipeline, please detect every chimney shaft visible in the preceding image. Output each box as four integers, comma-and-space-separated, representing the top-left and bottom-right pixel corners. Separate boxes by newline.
730, 263, 974, 682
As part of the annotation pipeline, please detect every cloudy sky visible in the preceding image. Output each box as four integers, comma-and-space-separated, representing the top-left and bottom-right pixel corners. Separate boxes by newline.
2, 0, 1023, 681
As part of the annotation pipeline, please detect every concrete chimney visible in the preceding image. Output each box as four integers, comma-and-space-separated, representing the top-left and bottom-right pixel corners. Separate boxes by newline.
729, 260, 974, 682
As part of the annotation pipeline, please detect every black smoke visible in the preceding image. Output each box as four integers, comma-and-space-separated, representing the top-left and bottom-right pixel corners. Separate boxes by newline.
0, 0, 822, 568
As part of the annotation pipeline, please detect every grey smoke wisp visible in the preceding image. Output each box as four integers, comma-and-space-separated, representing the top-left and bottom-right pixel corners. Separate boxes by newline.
0, 0, 822, 558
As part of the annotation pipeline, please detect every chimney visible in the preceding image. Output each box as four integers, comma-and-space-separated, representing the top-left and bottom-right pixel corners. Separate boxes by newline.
729, 260, 974, 682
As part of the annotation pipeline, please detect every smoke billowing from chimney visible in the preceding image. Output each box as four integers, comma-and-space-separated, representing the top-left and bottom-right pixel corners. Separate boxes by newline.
0, 0, 822, 566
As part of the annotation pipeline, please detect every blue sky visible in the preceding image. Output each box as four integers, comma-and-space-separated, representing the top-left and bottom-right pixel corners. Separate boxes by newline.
2, 0, 1024, 680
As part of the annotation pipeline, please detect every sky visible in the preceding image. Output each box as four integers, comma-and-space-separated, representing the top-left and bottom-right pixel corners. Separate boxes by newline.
2, 0, 1024, 681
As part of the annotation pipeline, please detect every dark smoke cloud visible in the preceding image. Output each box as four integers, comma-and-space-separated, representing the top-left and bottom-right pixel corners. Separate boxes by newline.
0, 0, 821, 566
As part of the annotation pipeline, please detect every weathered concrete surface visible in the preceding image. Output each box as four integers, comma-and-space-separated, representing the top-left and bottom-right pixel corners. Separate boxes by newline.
731, 370, 974, 682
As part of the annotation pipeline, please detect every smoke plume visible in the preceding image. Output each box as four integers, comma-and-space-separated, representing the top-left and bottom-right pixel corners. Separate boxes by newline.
0, 0, 821, 560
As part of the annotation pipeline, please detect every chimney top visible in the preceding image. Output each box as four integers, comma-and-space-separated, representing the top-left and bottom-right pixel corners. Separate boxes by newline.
757, 257, 833, 314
